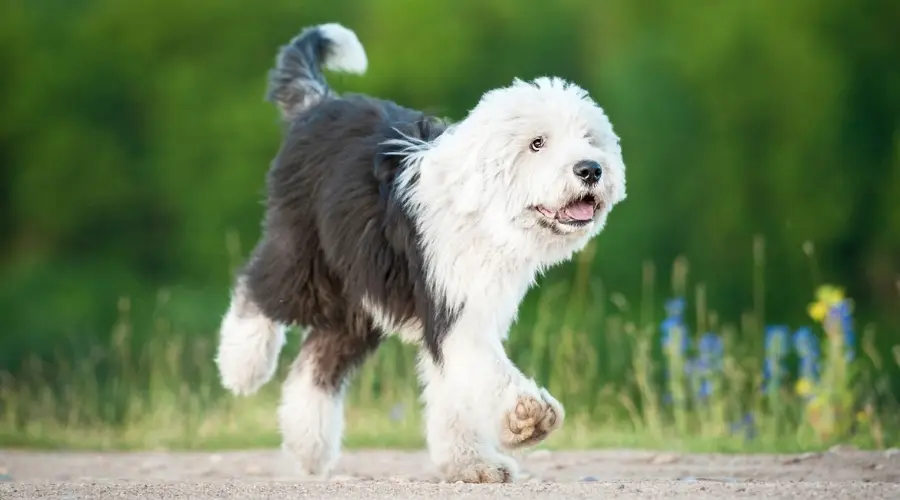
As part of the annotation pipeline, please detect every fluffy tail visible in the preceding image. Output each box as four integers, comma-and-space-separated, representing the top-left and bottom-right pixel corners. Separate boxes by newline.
215, 279, 287, 396
266, 23, 368, 121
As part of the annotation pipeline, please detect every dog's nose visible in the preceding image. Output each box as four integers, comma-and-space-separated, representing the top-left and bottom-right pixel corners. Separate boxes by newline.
573, 160, 602, 185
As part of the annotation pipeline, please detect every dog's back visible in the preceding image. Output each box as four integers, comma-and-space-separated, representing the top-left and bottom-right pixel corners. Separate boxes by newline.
252, 93, 446, 330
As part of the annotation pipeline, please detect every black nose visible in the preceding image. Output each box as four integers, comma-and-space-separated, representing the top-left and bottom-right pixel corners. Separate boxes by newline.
573, 160, 602, 185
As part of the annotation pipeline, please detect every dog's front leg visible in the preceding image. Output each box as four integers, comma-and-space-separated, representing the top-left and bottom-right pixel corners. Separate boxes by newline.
418, 312, 564, 483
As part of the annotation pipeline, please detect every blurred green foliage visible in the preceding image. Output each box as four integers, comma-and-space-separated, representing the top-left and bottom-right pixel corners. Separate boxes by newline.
2, 0, 899, 382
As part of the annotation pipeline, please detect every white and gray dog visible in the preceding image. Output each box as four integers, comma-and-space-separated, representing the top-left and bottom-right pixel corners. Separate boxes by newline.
215, 23, 627, 483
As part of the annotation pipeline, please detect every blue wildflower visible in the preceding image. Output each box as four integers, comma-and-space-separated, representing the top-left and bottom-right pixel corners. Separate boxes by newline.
793, 327, 820, 380
661, 318, 690, 355
682, 357, 712, 402
689, 332, 724, 401
660, 297, 690, 405
698, 332, 724, 370
763, 325, 791, 393
825, 300, 855, 361
664, 297, 687, 320
684, 357, 700, 376
660, 297, 690, 356
389, 403, 406, 422
729, 412, 757, 441
697, 378, 713, 400
765, 325, 791, 356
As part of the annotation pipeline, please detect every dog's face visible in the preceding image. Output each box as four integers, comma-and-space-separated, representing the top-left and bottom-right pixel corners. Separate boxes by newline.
460, 78, 626, 243
403, 77, 626, 267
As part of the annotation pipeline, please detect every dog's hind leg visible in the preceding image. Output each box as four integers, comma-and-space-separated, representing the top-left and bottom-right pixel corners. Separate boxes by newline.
215, 277, 287, 396
278, 323, 382, 477
215, 227, 315, 396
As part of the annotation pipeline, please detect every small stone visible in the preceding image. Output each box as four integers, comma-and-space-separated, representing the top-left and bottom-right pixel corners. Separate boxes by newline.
0, 474, 12, 482
679, 476, 698, 483
885, 448, 899, 459
580, 476, 600, 482
618, 484, 625, 490
209, 454, 223, 464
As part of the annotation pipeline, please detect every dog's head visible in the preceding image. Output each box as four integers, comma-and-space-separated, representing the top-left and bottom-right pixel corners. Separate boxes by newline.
401, 77, 626, 264
444, 78, 625, 242
494, 78, 625, 235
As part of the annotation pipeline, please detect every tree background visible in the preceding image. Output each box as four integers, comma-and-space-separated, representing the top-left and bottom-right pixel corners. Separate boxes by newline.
2, 0, 899, 379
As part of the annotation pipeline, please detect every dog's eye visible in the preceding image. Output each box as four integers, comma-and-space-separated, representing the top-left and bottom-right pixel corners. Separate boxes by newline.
529, 137, 545, 152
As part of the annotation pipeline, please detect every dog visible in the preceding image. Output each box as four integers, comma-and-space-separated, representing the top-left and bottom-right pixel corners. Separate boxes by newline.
215, 22, 627, 483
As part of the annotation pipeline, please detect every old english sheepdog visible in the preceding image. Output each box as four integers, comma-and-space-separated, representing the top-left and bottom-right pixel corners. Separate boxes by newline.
215, 23, 627, 483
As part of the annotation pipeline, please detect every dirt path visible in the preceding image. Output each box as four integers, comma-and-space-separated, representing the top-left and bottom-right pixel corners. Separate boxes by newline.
2, 448, 899, 499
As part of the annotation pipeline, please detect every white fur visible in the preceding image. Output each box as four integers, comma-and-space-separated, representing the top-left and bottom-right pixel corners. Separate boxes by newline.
417, 311, 547, 482
317, 23, 368, 74
279, 360, 345, 477
388, 76, 625, 481
215, 281, 286, 396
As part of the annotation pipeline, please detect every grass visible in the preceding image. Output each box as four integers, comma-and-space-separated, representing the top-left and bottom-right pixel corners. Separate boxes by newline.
2, 236, 899, 453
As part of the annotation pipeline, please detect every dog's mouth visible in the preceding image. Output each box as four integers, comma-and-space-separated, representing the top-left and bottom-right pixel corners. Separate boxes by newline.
534, 194, 603, 227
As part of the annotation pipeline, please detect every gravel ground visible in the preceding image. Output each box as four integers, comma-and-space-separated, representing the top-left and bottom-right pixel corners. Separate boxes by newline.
2, 448, 899, 499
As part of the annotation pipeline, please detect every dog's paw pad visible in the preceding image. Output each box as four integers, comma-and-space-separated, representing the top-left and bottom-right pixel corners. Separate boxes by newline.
501, 389, 564, 449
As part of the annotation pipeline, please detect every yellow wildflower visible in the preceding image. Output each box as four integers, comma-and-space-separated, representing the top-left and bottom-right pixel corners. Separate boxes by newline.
795, 377, 814, 397
816, 285, 845, 305
808, 284, 846, 322
807, 302, 828, 322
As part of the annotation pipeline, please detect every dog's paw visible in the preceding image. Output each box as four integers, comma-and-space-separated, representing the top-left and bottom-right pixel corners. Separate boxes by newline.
500, 387, 564, 449
440, 454, 518, 483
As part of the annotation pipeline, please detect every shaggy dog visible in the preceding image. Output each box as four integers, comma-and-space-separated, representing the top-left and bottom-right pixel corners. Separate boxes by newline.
215, 23, 627, 483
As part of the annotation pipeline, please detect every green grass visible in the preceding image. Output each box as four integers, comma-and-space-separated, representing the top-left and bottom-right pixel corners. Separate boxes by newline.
2, 237, 899, 453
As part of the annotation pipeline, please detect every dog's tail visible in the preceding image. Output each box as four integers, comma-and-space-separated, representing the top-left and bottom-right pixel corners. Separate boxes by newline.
266, 23, 368, 121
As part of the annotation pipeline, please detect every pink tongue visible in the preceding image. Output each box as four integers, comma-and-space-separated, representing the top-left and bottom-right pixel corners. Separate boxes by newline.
562, 201, 595, 221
